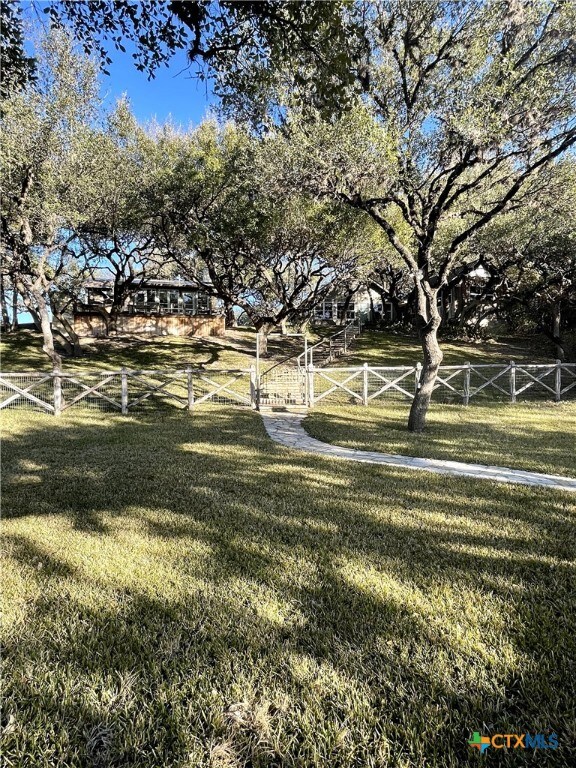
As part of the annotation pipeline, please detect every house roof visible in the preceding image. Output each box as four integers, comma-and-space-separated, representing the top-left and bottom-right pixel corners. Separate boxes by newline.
84, 278, 201, 290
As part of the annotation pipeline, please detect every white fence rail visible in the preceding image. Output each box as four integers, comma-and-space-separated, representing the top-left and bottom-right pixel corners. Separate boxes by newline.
2, 361, 575, 415
0, 367, 257, 415
297, 319, 362, 369
308, 360, 576, 407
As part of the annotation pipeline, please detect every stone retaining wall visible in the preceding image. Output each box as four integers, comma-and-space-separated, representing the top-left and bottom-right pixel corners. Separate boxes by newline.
74, 313, 225, 338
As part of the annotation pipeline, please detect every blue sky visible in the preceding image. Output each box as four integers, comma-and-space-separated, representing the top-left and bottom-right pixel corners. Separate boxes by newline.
102, 44, 216, 129
23, 3, 215, 128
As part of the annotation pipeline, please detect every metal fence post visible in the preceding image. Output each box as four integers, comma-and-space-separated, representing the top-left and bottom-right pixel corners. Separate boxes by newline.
308, 363, 315, 408
555, 359, 562, 402
463, 361, 471, 406
186, 366, 194, 411
414, 362, 422, 395
362, 362, 369, 406
53, 368, 62, 417
249, 364, 257, 409
121, 368, 128, 414
509, 360, 516, 403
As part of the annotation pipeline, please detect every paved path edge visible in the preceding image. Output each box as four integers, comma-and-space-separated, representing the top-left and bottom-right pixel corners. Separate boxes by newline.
260, 412, 576, 493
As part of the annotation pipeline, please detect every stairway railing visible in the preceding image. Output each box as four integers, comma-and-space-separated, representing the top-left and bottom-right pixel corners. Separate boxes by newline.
257, 318, 363, 407
297, 319, 362, 370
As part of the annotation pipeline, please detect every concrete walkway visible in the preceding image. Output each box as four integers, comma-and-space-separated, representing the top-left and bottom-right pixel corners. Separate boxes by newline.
261, 411, 576, 492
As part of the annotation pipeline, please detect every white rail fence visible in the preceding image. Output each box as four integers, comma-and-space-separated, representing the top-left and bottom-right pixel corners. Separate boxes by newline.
1, 361, 575, 414
296, 319, 362, 369
0, 367, 257, 415
309, 361, 576, 406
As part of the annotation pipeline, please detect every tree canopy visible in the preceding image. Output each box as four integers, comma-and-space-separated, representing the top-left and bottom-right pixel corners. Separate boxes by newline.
228, 0, 576, 429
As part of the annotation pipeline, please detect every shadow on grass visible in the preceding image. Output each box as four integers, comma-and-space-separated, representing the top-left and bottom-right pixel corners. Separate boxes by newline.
1, 327, 304, 373
1, 408, 575, 767
344, 331, 554, 367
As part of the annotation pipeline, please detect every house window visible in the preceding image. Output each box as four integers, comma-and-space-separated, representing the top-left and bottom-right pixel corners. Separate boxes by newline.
314, 301, 333, 320
197, 293, 210, 315
158, 291, 169, 311
182, 292, 196, 313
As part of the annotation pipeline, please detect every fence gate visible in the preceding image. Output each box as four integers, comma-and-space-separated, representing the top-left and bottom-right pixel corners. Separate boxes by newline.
258, 365, 306, 407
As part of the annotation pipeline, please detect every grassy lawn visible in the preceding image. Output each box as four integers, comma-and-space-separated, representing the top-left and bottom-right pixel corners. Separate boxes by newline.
0, 328, 552, 375
304, 401, 576, 478
0, 328, 318, 373
339, 331, 554, 367
0, 329, 254, 372
2, 407, 576, 767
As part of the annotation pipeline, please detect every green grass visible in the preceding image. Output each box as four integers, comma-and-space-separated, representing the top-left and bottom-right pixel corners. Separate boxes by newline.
2, 408, 576, 767
304, 401, 576, 478
0, 328, 317, 373
339, 331, 553, 367
1, 327, 550, 375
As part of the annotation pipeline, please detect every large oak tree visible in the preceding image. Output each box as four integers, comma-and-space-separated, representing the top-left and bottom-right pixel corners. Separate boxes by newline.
154, 121, 375, 353
221, 0, 576, 430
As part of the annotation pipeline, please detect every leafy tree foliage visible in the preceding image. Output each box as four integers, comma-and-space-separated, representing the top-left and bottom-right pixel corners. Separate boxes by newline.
463, 160, 576, 360
154, 121, 376, 353
0, 30, 175, 361
37, 0, 349, 93
0, 29, 100, 365
0, 0, 36, 100
73, 101, 178, 334
236, 0, 576, 429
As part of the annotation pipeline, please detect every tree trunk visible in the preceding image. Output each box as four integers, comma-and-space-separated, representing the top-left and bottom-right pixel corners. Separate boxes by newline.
95, 307, 112, 336
0, 275, 12, 331
224, 301, 236, 328
53, 330, 73, 356
368, 290, 376, 324
52, 305, 83, 356
407, 280, 443, 432
12, 284, 19, 330
110, 306, 119, 335
298, 318, 310, 335
38, 295, 62, 368
17, 277, 62, 368
28, 307, 42, 332
552, 304, 564, 362
257, 322, 275, 357
339, 292, 354, 326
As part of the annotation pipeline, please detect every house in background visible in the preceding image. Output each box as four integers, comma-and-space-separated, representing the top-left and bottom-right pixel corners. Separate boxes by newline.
437, 264, 494, 323
73, 278, 225, 337
312, 288, 381, 325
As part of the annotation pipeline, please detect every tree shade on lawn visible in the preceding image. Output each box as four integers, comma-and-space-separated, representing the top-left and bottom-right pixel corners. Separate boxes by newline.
2, 408, 575, 767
